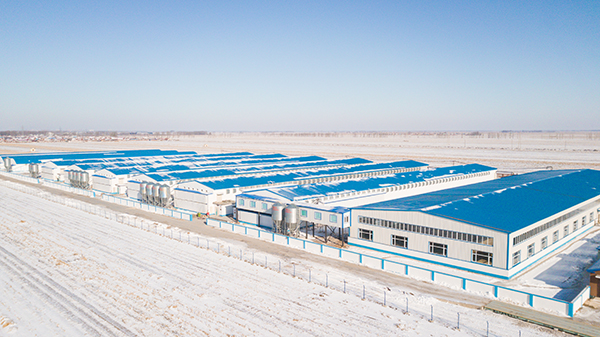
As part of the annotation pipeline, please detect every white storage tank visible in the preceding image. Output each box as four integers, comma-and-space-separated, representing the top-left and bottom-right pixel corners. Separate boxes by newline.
284, 204, 300, 236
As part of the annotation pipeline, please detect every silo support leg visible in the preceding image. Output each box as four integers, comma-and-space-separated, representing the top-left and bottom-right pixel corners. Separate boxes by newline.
306, 222, 308, 239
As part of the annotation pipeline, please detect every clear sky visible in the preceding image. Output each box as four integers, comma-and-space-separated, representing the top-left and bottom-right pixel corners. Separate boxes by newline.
1, 1, 598, 132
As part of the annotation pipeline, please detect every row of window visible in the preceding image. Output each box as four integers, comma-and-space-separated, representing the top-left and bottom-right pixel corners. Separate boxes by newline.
512, 217, 595, 266
358, 216, 494, 246
358, 229, 493, 265
513, 206, 596, 246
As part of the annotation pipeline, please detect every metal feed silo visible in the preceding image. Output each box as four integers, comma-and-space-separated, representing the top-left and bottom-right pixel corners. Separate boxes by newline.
152, 184, 160, 206
139, 182, 147, 202
74, 171, 81, 187
284, 204, 300, 236
4, 157, 13, 172
81, 172, 90, 189
272, 202, 286, 234
32, 164, 40, 178
146, 183, 155, 204
159, 185, 170, 207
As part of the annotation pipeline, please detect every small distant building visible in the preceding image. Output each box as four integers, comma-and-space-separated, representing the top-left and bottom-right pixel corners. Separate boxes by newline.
588, 248, 600, 297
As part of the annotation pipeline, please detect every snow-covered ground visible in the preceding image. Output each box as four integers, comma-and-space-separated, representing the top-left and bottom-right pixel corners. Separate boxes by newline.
0, 181, 564, 336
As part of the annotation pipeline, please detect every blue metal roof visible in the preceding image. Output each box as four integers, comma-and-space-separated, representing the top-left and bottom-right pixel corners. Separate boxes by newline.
588, 259, 600, 273
191, 160, 429, 190
143, 158, 370, 183
3, 149, 190, 164
359, 169, 600, 234
264, 164, 492, 201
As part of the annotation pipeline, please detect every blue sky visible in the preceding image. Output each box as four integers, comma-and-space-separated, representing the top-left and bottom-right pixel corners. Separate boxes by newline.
1, 1, 598, 131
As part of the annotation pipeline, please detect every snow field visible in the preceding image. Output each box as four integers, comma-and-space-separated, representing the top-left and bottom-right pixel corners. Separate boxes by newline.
0, 181, 564, 336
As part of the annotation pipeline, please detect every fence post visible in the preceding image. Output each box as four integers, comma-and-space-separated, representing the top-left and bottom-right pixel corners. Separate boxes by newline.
486, 321, 489, 337
252, 252, 255, 264
384, 291, 386, 306
457, 313, 460, 330
362, 285, 365, 300
430, 305, 433, 322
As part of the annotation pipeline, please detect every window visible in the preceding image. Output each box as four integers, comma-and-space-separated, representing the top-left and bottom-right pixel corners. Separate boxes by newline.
358, 228, 373, 241
590, 213, 594, 224
582, 216, 586, 226
564, 225, 569, 236
527, 243, 535, 258
429, 242, 448, 256
249, 201, 256, 208
573, 220, 578, 232
472, 250, 493, 265
357, 216, 493, 246
541, 236, 548, 250
301, 210, 307, 217
392, 235, 408, 248
553, 230, 559, 243
261, 203, 268, 210
239, 199, 244, 206
314, 212, 322, 220
513, 251, 521, 266
329, 214, 337, 223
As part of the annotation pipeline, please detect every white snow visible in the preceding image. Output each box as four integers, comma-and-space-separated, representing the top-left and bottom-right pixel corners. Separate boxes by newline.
0, 181, 562, 336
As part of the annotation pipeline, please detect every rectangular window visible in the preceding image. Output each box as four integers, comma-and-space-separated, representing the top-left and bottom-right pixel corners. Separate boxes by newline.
564, 225, 569, 236
573, 220, 578, 232
301, 210, 307, 217
262, 203, 268, 210
513, 251, 521, 266
582, 216, 586, 226
239, 199, 245, 206
249, 201, 256, 208
314, 212, 322, 220
392, 235, 408, 248
358, 228, 373, 241
541, 237, 548, 250
472, 250, 493, 266
527, 243, 535, 258
329, 214, 337, 223
553, 230, 559, 243
429, 242, 448, 256
590, 213, 594, 224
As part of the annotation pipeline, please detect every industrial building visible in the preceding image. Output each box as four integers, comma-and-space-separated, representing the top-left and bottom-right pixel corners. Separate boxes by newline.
173, 160, 425, 215
234, 164, 495, 236
350, 169, 600, 278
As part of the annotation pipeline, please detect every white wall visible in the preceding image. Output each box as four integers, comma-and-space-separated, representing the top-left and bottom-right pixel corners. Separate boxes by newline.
349, 209, 508, 272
